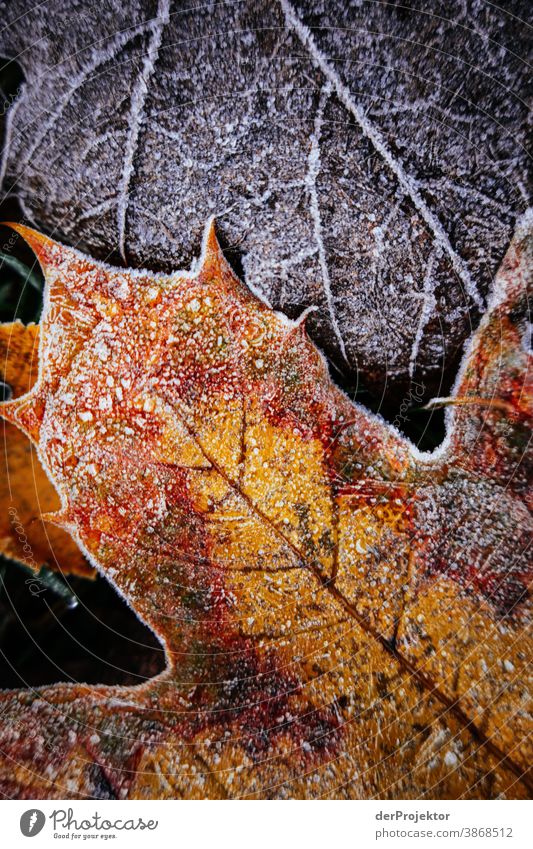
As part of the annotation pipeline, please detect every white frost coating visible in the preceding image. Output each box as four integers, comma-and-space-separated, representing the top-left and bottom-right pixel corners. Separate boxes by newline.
305, 81, 349, 363
117, 0, 170, 261
279, 0, 484, 309
195, 213, 279, 314
242, 274, 275, 311
409, 251, 437, 378
17, 22, 150, 171
291, 304, 319, 327
487, 207, 533, 311
77, 197, 118, 224
414, 210, 531, 463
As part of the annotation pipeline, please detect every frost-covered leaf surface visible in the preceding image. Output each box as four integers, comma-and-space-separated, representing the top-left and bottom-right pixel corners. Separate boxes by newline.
0, 320, 94, 577
0, 0, 530, 396
0, 216, 530, 799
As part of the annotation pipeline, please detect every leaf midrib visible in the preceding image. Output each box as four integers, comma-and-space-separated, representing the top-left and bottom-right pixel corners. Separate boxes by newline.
172, 396, 532, 792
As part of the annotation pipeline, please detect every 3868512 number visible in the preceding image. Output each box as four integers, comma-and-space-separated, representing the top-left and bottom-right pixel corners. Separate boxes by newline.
460, 827, 513, 838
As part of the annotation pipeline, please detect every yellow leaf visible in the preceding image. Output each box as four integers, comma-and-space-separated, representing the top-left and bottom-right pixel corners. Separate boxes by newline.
0, 321, 94, 579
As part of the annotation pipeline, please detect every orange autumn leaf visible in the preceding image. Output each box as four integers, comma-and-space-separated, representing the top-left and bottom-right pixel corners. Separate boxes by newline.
0, 321, 95, 579
0, 215, 530, 799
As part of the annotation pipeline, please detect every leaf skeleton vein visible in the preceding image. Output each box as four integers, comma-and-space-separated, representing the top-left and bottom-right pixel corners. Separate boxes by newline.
279, 0, 484, 309
305, 80, 349, 363
15, 22, 150, 172
117, 0, 171, 260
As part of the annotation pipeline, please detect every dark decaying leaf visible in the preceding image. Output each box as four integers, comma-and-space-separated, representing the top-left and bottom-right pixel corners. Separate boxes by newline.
0, 0, 530, 400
